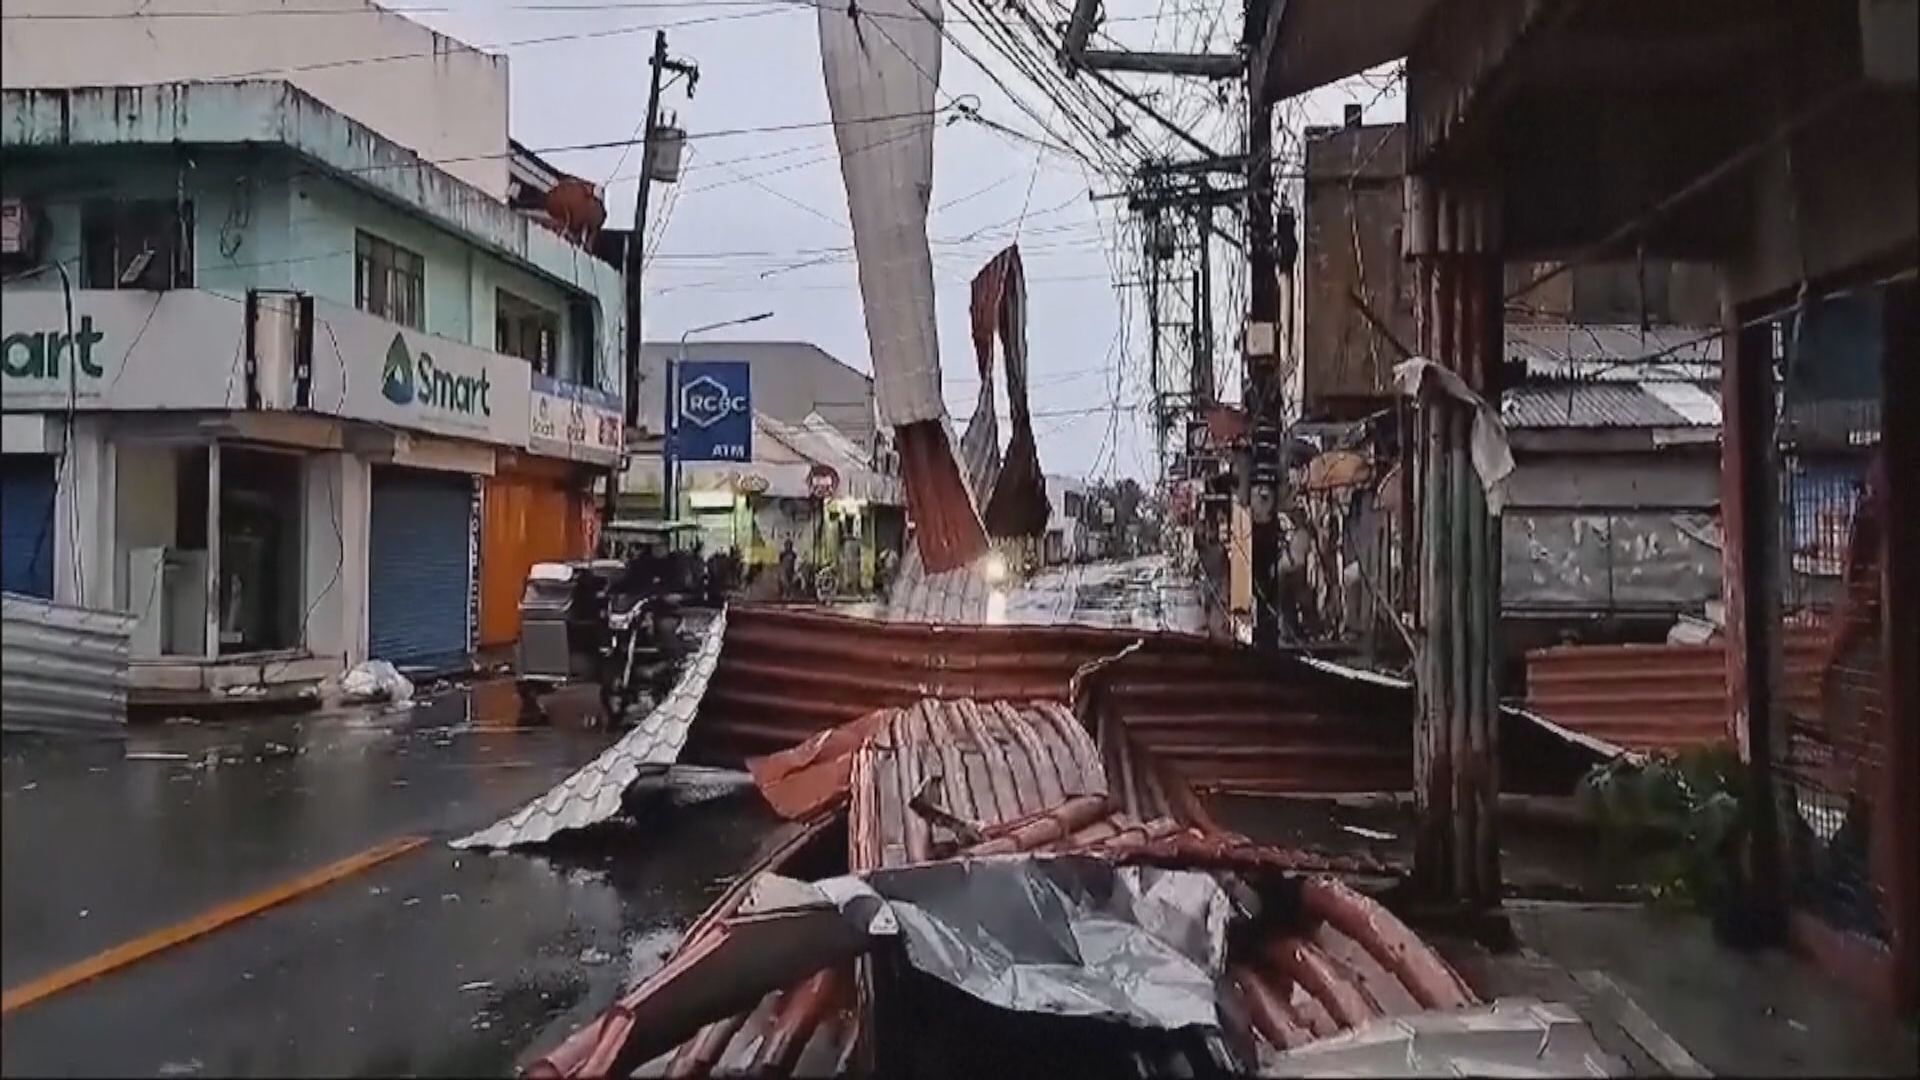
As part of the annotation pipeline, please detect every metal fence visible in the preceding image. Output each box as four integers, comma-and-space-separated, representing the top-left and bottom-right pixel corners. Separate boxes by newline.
1, 592, 135, 736
1774, 362, 1886, 941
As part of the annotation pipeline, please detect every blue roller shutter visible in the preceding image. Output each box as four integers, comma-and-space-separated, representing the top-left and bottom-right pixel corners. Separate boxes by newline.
368, 467, 473, 671
2, 456, 57, 599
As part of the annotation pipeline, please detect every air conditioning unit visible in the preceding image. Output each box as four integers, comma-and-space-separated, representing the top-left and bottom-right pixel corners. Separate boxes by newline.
0, 198, 39, 258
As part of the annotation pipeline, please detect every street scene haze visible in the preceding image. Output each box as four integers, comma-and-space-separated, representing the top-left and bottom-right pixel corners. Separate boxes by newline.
1, 0, 1916, 1076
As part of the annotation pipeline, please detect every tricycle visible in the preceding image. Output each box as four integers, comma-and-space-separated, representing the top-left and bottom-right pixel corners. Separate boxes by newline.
515, 521, 707, 726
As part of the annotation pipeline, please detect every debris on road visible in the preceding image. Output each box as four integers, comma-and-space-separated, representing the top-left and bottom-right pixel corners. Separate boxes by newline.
124, 751, 191, 763
450, 611, 730, 850
520, 694, 1623, 1078
460, 602, 1613, 855
338, 660, 415, 706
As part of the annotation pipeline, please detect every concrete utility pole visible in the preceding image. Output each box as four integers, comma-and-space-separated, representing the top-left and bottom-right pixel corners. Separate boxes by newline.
611, 30, 697, 526
1244, 0, 1283, 648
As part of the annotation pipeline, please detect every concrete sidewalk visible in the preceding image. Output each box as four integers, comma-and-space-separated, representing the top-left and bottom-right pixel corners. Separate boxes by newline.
1448, 902, 1917, 1077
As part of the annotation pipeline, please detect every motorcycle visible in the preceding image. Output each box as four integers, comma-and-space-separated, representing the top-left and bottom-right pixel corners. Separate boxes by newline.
598, 591, 692, 724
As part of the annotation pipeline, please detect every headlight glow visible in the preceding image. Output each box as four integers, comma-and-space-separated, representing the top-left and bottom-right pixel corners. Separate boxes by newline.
982, 551, 1010, 585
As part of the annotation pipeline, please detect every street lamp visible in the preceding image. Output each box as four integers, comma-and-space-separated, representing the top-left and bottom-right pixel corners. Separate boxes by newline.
664, 310, 773, 520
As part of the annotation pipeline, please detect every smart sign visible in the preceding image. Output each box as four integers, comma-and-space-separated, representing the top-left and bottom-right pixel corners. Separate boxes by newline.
675, 360, 751, 462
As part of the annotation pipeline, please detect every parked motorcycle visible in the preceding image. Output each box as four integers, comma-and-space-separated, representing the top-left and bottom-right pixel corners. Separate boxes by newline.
598, 591, 691, 724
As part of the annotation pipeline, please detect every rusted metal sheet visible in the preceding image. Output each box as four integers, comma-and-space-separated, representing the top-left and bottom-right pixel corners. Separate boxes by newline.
1525, 634, 1827, 754
537, 696, 1493, 1078
723, 605, 1608, 806
688, 604, 1199, 764
849, 699, 1107, 870
963, 245, 1051, 539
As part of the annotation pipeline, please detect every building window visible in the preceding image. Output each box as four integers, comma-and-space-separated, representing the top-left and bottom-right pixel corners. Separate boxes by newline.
355, 231, 425, 329
81, 199, 194, 290
568, 296, 597, 386
1064, 491, 1085, 519
495, 289, 559, 373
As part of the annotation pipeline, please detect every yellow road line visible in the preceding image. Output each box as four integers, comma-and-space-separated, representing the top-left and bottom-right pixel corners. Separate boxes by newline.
1, 835, 429, 1015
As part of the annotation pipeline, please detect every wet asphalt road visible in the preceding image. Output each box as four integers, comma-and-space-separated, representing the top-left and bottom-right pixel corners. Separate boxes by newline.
1, 684, 780, 1077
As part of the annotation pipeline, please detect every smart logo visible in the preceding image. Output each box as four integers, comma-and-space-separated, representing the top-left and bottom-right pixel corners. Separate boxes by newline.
382, 332, 490, 417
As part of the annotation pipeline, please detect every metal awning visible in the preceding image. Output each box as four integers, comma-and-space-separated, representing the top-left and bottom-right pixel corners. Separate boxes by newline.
1261, 0, 1436, 101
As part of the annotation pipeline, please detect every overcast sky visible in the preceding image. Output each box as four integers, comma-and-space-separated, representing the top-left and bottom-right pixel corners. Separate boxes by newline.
409, 0, 1403, 484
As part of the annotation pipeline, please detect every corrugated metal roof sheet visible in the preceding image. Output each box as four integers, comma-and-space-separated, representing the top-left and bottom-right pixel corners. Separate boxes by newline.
464, 602, 1615, 852
1504, 323, 1721, 373
451, 610, 729, 850
0, 593, 134, 735
1502, 382, 1720, 430
532, 696, 1490, 1079
1524, 633, 1828, 754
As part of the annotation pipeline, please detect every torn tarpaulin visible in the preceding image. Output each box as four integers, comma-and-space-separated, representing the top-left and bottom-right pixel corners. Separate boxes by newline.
1392, 358, 1516, 513
747, 853, 1233, 1032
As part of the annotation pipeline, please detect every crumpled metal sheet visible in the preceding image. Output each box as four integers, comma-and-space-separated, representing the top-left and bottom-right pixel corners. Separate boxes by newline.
762, 854, 1233, 1033
1392, 358, 1516, 514
964, 245, 1050, 539
1261, 996, 1629, 1077
451, 609, 729, 850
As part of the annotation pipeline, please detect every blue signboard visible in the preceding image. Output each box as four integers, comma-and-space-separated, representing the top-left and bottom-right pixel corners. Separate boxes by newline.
675, 360, 752, 462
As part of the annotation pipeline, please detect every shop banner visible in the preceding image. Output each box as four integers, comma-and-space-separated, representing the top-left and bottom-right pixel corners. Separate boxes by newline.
530, 373, 623, 466
2, 288, 244, 412
312, 300, 531, 448
675, 360, 752, 462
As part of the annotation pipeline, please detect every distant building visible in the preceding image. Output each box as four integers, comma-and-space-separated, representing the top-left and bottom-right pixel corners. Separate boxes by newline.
1287, 118, 1728, 651
621, 340, 886, 519
1042, 475, 1091, 565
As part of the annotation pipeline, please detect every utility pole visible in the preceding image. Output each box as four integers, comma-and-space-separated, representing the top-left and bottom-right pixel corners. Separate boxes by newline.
612, 30, 697, 524
1244, 0, 1283, 648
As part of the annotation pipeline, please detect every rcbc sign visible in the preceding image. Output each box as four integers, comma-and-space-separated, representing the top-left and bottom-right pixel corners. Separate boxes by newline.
674, 360, 752, 462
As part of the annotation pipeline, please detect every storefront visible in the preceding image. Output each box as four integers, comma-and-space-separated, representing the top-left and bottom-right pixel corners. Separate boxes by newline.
679, 413, 905, 592
111, 433, 314, 661
368, 465, 477, 670
478, 451, 594, 649
0, 451, 56, 598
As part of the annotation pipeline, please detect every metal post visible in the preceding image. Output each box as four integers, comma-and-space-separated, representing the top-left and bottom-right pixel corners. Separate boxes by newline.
1722, 312, 1785, 938
662, 352, 678, 522
1245, 0, 1281, 648
1880, 280, 1919, 1009
1406, 176, 1504, 906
